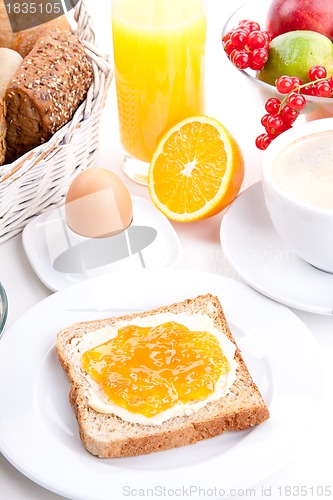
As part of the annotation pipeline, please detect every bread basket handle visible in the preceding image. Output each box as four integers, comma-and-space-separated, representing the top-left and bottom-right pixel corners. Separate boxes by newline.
69, 0, 96, 44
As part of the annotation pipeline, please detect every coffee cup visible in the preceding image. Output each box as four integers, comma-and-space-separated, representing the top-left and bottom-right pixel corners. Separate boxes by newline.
262, 118, 333, 273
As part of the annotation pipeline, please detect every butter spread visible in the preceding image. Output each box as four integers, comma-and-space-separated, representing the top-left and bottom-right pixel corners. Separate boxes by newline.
76, 312, 237, 425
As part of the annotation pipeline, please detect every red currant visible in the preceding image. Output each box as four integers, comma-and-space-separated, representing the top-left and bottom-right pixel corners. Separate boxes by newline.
230, 29, 248, 50
249, 61, 265, 71
261, 114, 270, 127
301, 85, 316, 96
276, 76, 296, 94
230, 49, 249, 70
315, 80, 332, 97
290, 76, 303, 87
222, 31, 233, 44
265, 97, 281, 114
249, 48, 268, 70
255, 133, 273, 150
287, 93, 306, 111
280, 104, 299, 124
224, 39, 234, 56
242, 20, 261, 32
256, 64, 333, 152
223, 19, 272, 72
309, 65, 327, 81
255, 134, 266, 150
237, 23, 251, 36
266, 114, 286, 135
247, 30, 267, 50
261, 31, 272, 44
263, 134, 275, 149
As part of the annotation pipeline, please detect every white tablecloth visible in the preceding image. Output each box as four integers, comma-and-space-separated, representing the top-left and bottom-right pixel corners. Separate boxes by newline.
0, 1, 332, 498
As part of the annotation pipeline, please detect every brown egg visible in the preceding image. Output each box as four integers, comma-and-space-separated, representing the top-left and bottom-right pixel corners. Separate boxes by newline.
65, 168, 133, 238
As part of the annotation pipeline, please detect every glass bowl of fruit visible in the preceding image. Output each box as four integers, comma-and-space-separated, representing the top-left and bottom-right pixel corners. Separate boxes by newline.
0, 282, 8, 339
222, 0, 333, 148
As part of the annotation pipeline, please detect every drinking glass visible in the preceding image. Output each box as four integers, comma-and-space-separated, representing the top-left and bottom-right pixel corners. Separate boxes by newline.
112, 0, 206, 185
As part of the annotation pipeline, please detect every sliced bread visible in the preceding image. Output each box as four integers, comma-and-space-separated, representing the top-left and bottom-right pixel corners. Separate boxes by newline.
56, 294, 269, 458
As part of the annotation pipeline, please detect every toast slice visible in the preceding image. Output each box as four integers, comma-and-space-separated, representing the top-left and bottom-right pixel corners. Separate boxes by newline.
56, 294, 269, 458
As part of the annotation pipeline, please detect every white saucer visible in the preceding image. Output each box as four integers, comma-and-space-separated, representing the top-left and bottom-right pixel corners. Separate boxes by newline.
22, 196, 181, 292
220, 182, 333, 315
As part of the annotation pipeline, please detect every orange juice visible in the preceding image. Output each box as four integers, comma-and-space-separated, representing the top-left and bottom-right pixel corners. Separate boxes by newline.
112, 0, 206, 164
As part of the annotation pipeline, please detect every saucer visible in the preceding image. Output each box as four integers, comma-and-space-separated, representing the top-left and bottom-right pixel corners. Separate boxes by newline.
22, 196, 181, 292
220, 182, 333, 315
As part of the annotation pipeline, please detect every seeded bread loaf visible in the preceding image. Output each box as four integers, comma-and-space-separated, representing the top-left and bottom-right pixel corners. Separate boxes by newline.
4, 28, 93, 163
56, 294, 270, 458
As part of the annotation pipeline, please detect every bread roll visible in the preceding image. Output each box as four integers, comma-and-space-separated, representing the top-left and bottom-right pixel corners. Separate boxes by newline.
5, 29, 94, 163
0, 47, 23, 95
0, 0, 70, 57
0, 99, 6, 166
0, 47, 23, 165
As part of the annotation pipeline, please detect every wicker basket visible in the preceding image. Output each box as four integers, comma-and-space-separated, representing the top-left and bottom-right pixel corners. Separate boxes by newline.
0, 0, 113, 243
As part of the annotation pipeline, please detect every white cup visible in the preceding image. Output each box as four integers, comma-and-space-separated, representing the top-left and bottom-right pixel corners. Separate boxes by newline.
262, 118, 333, 273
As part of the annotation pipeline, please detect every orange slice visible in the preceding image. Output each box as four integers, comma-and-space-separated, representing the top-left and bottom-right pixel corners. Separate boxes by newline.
148, 116, 244, 222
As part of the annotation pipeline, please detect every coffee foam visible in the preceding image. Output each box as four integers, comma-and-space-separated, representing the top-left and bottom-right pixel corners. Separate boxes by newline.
272, 131, 333, 211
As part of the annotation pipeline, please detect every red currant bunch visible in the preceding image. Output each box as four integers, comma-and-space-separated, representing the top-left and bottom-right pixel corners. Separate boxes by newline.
256, 65, 333, 150
302, 65, 333, 97
223, 19, 271, 71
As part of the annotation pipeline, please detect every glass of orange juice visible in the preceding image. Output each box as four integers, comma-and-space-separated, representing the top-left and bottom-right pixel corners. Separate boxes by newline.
112, 0, 206, 185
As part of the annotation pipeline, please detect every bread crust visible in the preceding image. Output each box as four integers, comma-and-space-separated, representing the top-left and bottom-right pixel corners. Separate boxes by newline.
0, 0, 70, 57
56, 294, 270, 458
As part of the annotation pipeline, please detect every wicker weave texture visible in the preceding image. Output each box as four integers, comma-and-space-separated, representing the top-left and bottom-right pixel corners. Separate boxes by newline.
0, 0, 113, 243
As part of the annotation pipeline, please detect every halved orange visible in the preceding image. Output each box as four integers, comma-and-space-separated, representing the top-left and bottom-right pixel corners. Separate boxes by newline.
148, 116, 244, 222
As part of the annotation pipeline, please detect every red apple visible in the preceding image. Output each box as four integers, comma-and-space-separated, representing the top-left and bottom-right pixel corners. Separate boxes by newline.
267, 0, 333, 41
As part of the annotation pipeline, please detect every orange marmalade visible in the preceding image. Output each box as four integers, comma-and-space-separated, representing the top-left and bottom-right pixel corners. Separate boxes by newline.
81, 321, 229, 418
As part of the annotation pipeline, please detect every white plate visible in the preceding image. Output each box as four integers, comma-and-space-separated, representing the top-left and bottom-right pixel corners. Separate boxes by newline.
22, 196, 181, 291
0, 269, 323, 500
221, 182, 333, 315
